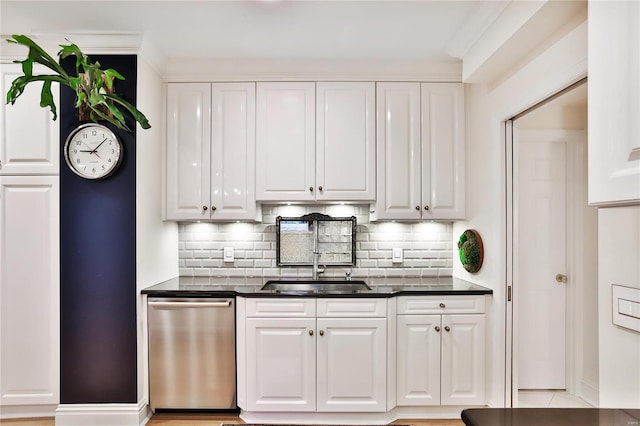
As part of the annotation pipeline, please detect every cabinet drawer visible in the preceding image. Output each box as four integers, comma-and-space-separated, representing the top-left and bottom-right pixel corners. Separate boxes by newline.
317, 298, 386, 317
245, 298, 316, 317
397, 295, 485, 314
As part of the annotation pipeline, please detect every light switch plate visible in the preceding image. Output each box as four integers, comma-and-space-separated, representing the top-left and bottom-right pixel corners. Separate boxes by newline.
223, 247, 234, 263
612, 284, 640, 333
392, 247, 403, 264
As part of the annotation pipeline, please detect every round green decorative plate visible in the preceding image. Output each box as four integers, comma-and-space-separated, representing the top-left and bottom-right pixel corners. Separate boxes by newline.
458, 229, 484, 273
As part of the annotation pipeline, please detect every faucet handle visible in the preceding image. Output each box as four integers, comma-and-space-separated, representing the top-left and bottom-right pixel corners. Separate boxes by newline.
345, 271, 352, 281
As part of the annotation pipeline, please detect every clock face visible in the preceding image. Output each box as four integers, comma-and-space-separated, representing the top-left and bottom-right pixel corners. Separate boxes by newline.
64, 124, 122, 179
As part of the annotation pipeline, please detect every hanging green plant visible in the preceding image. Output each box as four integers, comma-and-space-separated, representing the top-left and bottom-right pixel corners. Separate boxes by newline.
458, 229, 484, 273
5, 34, 150, 132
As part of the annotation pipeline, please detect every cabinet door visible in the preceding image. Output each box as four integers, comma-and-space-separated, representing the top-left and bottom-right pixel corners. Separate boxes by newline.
165, 83, 211, 220
441, 314, 485, 406
588, 1, 640, 205
316, 317, 387, 412
0, 64, 59, 175
246, 317, 316, 412
256, 82, 315, 201
0, 176, 59, 406
316, 82, 375, 201
421, 83, 466, 219
396, 315, 441, 406
210, 83, 256, 220
374, 82, 421, 220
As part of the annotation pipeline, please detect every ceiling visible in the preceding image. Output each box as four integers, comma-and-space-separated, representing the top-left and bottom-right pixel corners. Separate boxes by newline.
0, 0, 508, 63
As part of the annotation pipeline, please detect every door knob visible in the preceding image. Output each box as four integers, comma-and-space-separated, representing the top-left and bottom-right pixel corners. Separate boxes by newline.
556, 274, 567, 283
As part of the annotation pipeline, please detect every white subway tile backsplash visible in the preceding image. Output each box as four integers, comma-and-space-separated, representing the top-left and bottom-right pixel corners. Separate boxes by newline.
177, 206, 454, 278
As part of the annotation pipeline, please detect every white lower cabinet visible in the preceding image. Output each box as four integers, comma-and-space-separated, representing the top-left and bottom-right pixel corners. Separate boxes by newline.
242, 298, 387, 413
0, 176, 59, 408
396, 296, 485, 406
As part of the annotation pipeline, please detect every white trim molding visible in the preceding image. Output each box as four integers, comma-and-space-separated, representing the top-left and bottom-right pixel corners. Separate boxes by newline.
55, 401, 152, 426
0, 404, 58, 419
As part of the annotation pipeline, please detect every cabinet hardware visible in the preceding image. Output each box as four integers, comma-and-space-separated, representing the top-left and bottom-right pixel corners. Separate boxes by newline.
415, 205, 420, 211
444, 326, 451, 332
424, 205, 430, 211
319, 330, 324, 336
203, 206, 208, 211
211, 206, 217, 211
435, 326, 441, 332
309, 330, 314, 336
555, 273, 567, 283
309, 186, 314, 192
318, 186, 323, 191
439, 303, 446, 308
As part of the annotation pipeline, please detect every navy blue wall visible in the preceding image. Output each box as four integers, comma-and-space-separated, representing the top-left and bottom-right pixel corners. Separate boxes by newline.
60, 55, 137, 403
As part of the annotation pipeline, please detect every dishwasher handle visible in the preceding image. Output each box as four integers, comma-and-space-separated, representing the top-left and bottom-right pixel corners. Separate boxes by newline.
148, 300, 232, 308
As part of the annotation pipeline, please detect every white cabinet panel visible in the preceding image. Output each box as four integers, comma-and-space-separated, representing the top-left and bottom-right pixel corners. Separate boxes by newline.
316, 82, 375, 201
588, 1, 640, 206
396, 315, 441, 406
166, 83, 211, 220
0, 176, 59, 406
421, 83, 465, 219
0, 65, 59, 175
317, 318, 387, 412
246, 317, 316, 412
375, 82, 422, 220
441, 314, 485, 405
374, 82, 465, 220
210, 83, 257, 220
166, 82, 257, 220
256, 82, 315, 201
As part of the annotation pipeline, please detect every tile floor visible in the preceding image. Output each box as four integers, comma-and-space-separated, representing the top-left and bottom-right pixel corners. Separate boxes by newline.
518, 390, 593, 408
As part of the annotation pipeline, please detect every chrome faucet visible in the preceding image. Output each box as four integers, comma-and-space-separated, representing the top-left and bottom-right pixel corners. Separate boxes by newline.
312, 252, 325, 280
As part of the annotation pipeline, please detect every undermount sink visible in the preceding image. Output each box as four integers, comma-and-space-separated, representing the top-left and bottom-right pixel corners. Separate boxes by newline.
261, 279, 371, 294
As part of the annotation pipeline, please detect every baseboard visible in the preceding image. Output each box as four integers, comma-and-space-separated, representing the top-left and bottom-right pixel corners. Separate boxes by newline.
581, 379, 599, 407
0, 404, 57, 419
55, 400, 152, 426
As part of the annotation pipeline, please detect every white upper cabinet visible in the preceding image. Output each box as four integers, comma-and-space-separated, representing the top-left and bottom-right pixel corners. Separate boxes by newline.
256, 82, 316, 201
316, 82, 376, 201
588, 1, 640, 206
0, 64, 59, 175
374, 82, 465, 220
166, 82, 257, 221
255, 82, 376, 202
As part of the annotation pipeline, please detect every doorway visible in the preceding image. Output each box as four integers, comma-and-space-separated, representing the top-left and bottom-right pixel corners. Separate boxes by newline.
506, 80, 599, 408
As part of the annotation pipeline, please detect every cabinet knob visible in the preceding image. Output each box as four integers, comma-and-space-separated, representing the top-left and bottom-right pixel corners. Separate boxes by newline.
435, 326, 441, 332
309, 330, 314, 336
309, 186, 314, 192
211, 206, 217, 211
415, 205, 421, 211
318, 186, 323, 192
424, 205, 430, 211
319, 330, 324, 336
202, 206, 208, 211
439, 303, 446, 308
444, 326, 451, 332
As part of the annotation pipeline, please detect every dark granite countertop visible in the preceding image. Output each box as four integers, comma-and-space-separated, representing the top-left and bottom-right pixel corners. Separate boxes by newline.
141, 276, 493, 298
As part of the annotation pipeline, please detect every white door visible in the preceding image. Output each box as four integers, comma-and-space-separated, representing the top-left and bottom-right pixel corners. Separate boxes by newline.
0, 176, 59, 406
396, 314, 441, 406
246, 317, 316, 412
441, 314, 485, 405
255, 82, 315, 201
210, 83, 256, 220
165, 83, 211, 220
517, 139, 567, 389
0, 64, 59, 175
316, 82, 376, 201
316, 317, 387, 412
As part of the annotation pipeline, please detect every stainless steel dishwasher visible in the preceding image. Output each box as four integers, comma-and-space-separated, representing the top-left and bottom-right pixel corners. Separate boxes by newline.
148, 297, 236, 412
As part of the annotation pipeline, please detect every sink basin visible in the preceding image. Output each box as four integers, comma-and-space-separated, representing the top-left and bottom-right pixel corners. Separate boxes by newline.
261, 279, 371, 294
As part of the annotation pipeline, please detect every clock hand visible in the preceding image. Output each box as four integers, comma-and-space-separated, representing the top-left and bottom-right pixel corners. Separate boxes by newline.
93, 138, 108, 152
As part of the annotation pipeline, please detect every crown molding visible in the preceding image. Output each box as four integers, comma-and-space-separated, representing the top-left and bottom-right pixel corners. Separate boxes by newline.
163, 58, 463, 82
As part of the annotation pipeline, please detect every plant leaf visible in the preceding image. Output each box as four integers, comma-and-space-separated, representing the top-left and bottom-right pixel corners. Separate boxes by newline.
106, 93, 151, 129
39, 80, 57, 120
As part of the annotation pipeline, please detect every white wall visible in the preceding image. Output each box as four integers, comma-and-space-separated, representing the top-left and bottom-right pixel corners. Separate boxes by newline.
597, 206, 640, 408
136, 55, 179, 409
454, 19, 588, 406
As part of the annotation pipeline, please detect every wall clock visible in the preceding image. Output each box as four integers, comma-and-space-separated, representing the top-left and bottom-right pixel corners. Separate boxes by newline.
63, 123, 123, 179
